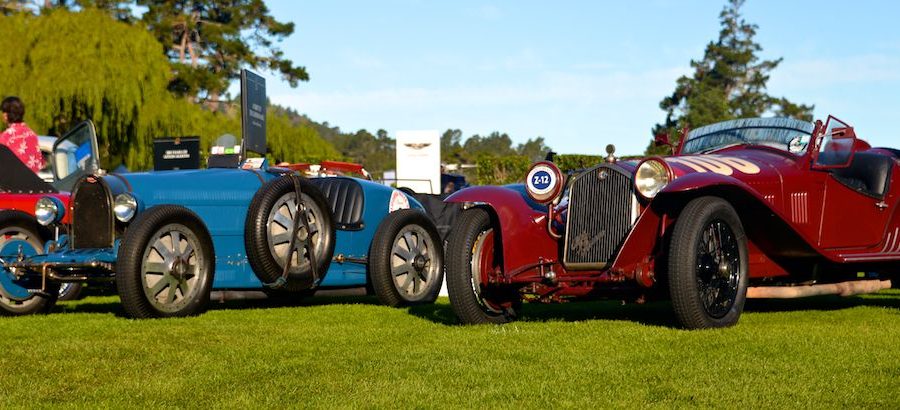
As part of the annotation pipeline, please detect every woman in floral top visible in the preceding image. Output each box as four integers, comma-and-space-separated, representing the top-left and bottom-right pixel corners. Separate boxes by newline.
0, 96, 44, 173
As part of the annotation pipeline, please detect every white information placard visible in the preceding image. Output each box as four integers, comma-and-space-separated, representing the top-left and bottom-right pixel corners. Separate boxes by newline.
395, 130, 441, 194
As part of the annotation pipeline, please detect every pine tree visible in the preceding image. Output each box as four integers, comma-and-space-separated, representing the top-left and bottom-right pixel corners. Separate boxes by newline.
647, 0, 813, 155
137, 0, 308, 104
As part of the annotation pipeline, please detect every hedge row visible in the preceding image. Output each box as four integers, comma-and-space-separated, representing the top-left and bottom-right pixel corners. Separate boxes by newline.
474, 154, 628, 185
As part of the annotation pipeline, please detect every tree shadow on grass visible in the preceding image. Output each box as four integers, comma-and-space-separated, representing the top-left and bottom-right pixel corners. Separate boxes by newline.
52, 289, 900, 324
745, 294, 900, 314
406, 299, 680, 328
55, 299, 126, 316
52, 289, 384, 318
407, 293, 900, 327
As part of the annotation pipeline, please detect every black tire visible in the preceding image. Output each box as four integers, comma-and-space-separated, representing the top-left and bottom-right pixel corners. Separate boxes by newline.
668, 196, 749, 329
446, 208, 520, 324
0, 211, 57, 315
245, 176, 335, 292
369, 209, 444, 307
116, 205, 215, 319
57, 282, 84, 301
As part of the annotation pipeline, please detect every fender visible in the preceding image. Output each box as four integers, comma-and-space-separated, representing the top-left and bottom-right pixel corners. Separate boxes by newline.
445, 186, 560, 272
656, 172, 829, 264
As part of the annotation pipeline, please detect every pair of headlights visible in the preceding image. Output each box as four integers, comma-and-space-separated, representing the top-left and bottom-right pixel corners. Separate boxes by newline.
35, 193, 139, 226
524, 159, 672, 205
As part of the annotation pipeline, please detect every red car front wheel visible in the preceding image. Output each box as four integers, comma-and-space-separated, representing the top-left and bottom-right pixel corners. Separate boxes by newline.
446, 208, 520, 324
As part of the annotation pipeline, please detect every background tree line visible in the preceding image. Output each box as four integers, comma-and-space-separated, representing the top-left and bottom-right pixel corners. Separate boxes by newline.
0, 1, 552, 178
0, 4, 335, 170
0, 0, 812, 186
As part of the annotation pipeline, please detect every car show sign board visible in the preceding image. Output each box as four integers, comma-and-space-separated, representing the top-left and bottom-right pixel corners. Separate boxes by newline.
395, 130, 440, 194
241, 69, 267, 156
153, 137, 201, 171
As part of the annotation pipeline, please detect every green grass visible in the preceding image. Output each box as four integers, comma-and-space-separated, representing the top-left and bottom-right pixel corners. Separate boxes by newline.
3, 291, 900, 408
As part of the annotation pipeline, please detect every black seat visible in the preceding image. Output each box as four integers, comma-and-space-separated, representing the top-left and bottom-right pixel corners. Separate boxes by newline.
310, 177, 364, 230
0, 145, 57, 194
410, 192, 461, 240
877, 148, 900, 158
831, 152, 893, 198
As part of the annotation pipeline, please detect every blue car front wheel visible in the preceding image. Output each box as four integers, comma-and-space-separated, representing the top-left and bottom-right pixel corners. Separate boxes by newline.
116, 205, 215, 319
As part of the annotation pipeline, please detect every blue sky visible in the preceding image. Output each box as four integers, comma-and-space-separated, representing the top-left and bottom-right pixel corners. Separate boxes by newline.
264, 1, 900, 156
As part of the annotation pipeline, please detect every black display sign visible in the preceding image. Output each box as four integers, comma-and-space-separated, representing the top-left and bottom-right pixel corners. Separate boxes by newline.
153, 137, 201, 171
241, 69, 267, 156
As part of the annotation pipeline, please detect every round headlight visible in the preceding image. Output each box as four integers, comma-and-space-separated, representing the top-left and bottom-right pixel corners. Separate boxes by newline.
635, 159, 671, 199
525, 161, 564, 204
113, 193, 138, 223
35, 197, 60, 226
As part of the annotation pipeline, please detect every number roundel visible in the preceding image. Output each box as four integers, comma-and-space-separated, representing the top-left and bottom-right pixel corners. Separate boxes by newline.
525, 161, 563, 204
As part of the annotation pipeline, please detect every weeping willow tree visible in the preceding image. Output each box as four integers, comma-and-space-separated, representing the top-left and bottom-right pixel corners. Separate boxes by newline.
0, 8, 338, 170
0, 9, 174, 169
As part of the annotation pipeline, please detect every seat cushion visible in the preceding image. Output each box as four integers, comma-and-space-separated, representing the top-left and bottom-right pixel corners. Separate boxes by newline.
831, 152, 893, 198
310, 177, 364, 230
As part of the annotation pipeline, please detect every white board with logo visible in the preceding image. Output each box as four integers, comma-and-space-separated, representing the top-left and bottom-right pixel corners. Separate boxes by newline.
395, 130, 440, 194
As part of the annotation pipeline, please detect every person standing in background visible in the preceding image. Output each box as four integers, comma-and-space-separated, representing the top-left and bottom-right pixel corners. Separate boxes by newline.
1, 96, 44, 173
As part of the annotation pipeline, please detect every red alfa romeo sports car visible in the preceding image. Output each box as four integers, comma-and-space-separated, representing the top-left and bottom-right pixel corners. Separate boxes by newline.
444, 116, 899, 329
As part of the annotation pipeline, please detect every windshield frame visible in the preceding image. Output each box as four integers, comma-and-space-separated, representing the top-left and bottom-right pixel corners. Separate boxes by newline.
679, 118, 815, 156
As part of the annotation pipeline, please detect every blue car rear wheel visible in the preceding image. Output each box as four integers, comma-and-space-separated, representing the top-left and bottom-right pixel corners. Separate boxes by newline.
369, 209, 444, 307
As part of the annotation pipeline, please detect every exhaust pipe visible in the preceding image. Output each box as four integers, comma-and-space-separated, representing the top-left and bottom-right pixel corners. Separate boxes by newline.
747, 279, 891, 299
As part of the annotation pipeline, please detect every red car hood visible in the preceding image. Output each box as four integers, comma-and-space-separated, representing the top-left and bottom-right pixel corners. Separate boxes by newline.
618, 147, 798, 185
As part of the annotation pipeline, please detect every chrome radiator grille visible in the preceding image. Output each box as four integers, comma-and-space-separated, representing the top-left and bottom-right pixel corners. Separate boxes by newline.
71, 177, 114, 249
563, 165, 634, 269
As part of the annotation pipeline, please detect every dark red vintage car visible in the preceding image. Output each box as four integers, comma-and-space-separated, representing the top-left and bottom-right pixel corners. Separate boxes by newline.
0, 122, 99, 313
444, 116, 900, 329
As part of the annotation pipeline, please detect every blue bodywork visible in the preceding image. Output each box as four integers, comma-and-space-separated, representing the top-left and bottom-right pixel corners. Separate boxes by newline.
17, 165, 424, 290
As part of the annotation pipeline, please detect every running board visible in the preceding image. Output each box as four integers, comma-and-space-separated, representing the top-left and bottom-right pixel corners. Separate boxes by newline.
747, 279, 891, 299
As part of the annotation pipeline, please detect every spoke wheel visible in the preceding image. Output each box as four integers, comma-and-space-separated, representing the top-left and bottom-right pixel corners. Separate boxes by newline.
117, 206, 214, 319
245, 176, 335, 292
668, 196, 748, 329
0, 217, 57, 316
265, 191, 327, 276
140, 224, 205, 314
389, 225, 439, 298
695, 220, 741, 318
370, 209, 443, 306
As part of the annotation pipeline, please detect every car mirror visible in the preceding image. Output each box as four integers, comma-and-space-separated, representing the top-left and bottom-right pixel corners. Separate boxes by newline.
789, 135, 809, 154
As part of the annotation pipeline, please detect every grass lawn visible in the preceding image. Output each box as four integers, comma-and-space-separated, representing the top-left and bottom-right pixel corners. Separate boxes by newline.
2, 290, 900, 408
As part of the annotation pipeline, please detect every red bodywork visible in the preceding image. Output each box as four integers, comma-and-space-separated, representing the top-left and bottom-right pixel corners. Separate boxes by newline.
446, 116, 900, 300
0, 192, 71, 224
278, 161, 372, 180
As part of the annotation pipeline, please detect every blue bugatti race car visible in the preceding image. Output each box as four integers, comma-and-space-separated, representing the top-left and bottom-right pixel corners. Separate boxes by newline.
0, 72, 443, 318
